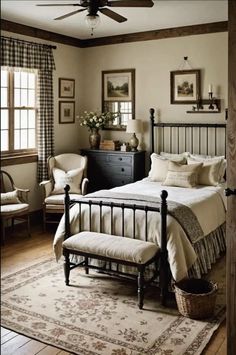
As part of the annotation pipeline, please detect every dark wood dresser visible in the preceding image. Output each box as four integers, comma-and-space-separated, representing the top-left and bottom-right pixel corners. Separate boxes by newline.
81, 149, 146, 192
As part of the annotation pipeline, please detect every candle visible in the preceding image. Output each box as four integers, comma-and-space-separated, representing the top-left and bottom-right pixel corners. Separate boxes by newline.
208, 84, 213, 93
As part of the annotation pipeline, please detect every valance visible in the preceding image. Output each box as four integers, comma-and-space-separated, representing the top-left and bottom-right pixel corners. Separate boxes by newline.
1, 37, 55, 71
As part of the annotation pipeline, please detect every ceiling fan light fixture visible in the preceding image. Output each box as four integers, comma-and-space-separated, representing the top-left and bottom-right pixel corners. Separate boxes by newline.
85, 14, 101, 35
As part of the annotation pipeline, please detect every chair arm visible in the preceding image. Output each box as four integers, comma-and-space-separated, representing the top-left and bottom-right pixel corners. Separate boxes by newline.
81, 178, 89, 195
39, 180, 53, 199
15, 187, 30, 203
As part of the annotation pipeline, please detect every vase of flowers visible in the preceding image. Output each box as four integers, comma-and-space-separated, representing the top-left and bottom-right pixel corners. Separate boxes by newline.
78, 111, 117, 149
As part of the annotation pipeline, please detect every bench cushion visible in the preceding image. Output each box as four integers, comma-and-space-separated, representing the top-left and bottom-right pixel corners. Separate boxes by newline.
63, 231, 160, 265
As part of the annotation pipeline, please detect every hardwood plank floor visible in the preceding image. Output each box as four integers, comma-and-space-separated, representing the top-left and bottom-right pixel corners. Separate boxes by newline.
1, 224, 226, 354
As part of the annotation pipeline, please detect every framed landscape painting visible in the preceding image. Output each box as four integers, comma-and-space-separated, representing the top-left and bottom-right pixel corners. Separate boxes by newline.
102, 69, 135, 102
170, 69, 201, 104
59, 101, 75, 124
59, 78, 75, 98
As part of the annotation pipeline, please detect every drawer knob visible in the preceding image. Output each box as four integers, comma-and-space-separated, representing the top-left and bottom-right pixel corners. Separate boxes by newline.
121, 168, 125, 172
119, 157, 123, 161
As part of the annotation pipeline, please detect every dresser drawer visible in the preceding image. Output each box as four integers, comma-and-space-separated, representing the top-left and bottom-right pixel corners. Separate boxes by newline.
103, 164, 132, 176
110, 176, 133, 187
107, 154, 132, 165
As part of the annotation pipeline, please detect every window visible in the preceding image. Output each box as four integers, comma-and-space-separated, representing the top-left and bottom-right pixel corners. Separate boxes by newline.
1, 68, 37, 157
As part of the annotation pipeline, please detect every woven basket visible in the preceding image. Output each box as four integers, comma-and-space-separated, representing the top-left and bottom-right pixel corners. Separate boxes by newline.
174, 279, 218, 319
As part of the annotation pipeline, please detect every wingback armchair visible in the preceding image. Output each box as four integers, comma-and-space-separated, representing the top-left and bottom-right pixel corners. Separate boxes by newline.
0, 170, 30, 244
40, 153, 88, 230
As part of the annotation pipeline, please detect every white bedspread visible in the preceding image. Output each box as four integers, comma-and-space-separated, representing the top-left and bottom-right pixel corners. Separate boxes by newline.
53, 179, 226, 282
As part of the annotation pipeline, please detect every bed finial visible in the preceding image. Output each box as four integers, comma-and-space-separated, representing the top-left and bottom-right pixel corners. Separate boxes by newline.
150, 108, 155, 120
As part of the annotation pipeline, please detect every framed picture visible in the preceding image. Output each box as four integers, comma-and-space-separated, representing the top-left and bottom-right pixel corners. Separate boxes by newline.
59, 101, 75, 124
170, 69, 201, 104
59, 78, 75, 98
102, 69, 135, 102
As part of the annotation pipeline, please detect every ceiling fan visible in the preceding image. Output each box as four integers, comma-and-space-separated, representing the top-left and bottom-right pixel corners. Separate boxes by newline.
37, 1, 154, 32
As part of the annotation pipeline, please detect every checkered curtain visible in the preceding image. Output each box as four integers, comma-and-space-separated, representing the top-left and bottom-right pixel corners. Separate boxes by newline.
1, 36, 56, 181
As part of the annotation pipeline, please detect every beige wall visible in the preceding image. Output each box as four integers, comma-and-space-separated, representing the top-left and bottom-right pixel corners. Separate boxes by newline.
79, 32, 228, 152
2, 30, 228, 211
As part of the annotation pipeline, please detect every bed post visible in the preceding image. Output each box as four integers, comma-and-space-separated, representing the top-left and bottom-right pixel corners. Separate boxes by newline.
150, 108, 155, 153
64, 184, 71, 241
160, 189, 169, 306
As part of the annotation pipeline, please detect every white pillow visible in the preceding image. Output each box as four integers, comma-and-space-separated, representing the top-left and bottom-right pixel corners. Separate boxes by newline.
163, 161, 202, 188
188, 155, 226, 184
52, 167, 83, 195
187, 158, 223, 186
1, 190, 21, 205
148, 153, 186, 182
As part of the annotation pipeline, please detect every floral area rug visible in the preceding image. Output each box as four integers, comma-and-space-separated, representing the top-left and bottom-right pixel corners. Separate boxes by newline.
1, 257, 225, 355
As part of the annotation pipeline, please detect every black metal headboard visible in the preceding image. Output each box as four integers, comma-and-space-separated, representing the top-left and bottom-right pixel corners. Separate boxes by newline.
149, 108, 226, 157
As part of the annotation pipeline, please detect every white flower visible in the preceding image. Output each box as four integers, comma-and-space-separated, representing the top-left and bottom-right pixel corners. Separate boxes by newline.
96, 123, 100, 127
90, 118, 93, 122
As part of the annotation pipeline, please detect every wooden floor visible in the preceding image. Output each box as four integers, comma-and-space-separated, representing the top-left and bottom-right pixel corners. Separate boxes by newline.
1, 224, 226, 355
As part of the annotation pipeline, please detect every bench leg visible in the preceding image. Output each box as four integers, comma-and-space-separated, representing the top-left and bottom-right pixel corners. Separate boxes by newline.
137, 265, 145, 310
85, 257, 89, 274
64, 251, 70, 286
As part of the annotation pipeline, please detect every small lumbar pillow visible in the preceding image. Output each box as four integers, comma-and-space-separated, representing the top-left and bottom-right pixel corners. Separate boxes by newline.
1, 190, 21, 205
187, 158, 223, 186
163, 161, 203, 188
52, 167, 83, 194
148, 153, 186, 182
160, 152, 190, 159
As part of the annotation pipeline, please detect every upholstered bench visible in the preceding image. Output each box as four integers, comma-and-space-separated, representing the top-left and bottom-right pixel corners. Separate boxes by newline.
63, 231, 160, 309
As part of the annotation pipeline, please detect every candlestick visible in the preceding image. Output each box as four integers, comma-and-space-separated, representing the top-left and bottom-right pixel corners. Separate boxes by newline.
208, 84, 213, 93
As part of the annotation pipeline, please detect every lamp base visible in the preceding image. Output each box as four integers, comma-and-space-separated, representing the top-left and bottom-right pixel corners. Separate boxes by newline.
129, 133, 139, 152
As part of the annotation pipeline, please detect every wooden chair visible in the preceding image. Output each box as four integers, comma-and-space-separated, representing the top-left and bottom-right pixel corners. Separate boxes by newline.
39, 153, 88, 230
0, 170, 30, 244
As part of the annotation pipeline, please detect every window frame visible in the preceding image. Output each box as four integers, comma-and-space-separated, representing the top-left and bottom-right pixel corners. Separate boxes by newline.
1, 68, 38, 165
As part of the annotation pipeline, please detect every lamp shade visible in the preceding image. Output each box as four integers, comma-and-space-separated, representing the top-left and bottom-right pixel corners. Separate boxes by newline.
126, 119, 142, 133
85, 14, 100, 30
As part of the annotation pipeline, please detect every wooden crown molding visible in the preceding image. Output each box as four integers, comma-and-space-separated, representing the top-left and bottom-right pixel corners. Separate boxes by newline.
1, 19, 228, 49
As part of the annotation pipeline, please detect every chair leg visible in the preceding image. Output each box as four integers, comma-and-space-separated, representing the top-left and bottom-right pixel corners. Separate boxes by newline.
1, 219, 5, 245
43, 205, 46, 232
64, 251, 70, 286
137, 265, 145, 310
11, 218, 14, 232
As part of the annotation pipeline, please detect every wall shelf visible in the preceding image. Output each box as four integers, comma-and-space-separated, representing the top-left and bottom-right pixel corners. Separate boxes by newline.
186, 98, 221, 113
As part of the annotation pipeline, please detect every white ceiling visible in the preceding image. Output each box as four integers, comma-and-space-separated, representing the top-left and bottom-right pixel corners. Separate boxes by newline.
1, 0, 228, 40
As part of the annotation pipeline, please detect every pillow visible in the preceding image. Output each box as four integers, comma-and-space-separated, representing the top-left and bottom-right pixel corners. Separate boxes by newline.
163, 161, 203, 188
148, 153, 186, 182
188, 154, 226, 182
1, 190, 21, 205
187, 158, 223, 186
160, 152, 189, 159
52, 167, 83, 195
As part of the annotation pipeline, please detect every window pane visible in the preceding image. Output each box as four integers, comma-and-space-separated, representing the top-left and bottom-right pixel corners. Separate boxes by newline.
1, 88, 8, 107
1, 130, 9, 151
1, 70, 8, 87
1, 110, 9, 129
21, 110, 28, 128
28, 73, 35, 89
20, 129, 28, 149
21, 72, 28, 88
14, 71, 21, 88
14, 89, 21, 106
28, 110, 36, 128
28, 89, 35, 106
21, 89, 28, 106
15, 110, 20, 128
14, 130, 20, 149
28, 129, 36, 148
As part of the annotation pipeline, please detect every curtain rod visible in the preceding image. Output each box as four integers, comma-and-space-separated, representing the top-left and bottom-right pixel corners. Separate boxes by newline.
2, 36, 57, 49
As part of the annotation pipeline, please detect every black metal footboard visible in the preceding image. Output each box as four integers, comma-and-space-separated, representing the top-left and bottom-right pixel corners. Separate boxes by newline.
63, 184, 170, 304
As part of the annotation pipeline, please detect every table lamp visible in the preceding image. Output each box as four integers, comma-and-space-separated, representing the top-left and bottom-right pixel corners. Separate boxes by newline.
126, 119, 142, 151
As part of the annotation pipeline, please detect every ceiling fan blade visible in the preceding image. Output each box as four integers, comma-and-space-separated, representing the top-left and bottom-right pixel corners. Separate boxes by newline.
107, 0, 154, 7
54, 8, 86, 20
37, 3, 81, 7
99, 8, 127, 23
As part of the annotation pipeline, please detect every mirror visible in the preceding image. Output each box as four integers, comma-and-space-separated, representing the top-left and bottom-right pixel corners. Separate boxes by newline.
102, 69, 135, 130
